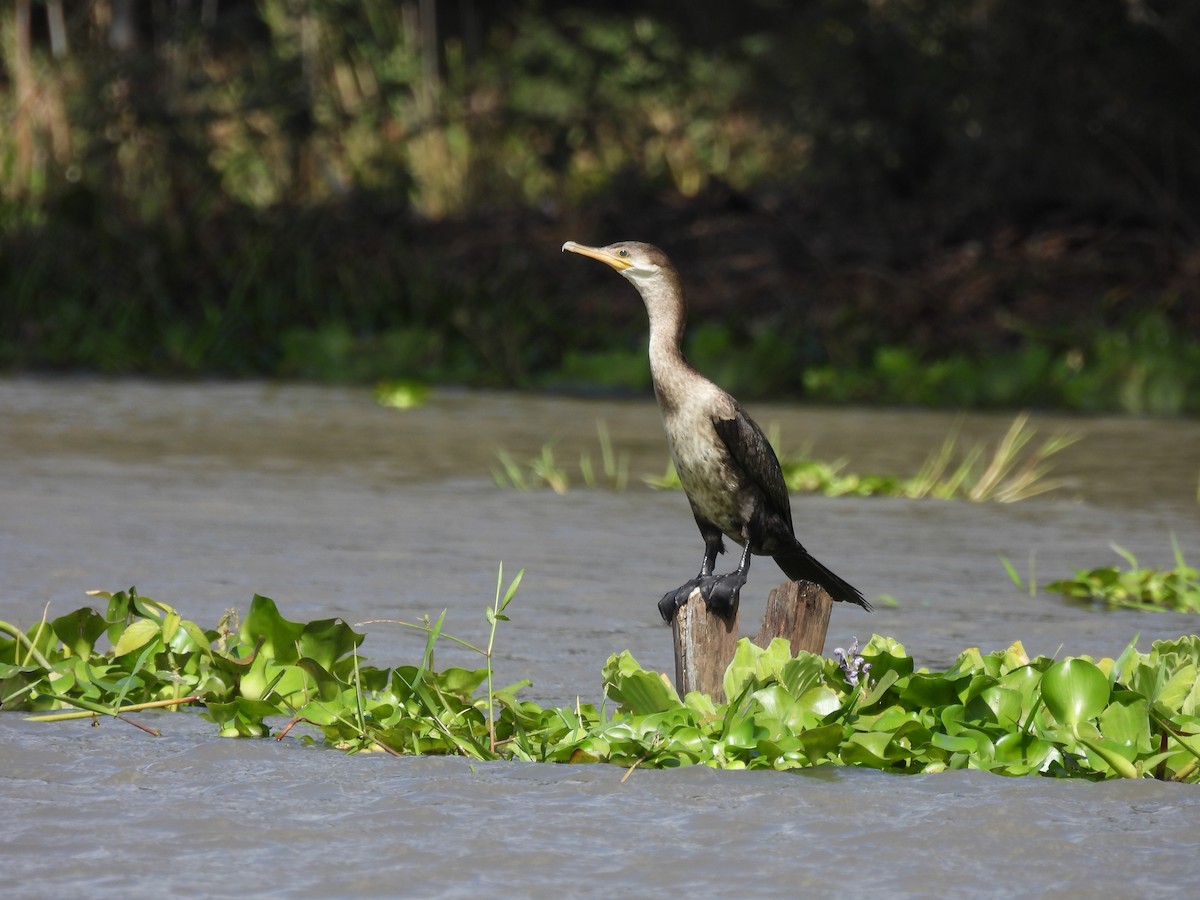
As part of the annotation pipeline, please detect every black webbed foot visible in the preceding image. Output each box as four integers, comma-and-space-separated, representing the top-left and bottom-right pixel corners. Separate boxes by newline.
658, 571, 747, 624
699, 571, 746, 621
658, 578, 704, 623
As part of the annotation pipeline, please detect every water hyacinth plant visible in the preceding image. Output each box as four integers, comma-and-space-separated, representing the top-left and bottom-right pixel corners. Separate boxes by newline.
1043, 541, 1200, 614
1003, 540, 1200, 615
3, 584, 1200, 781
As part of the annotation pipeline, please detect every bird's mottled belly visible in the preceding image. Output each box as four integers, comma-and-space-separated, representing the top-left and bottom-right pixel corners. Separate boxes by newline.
666, 419, 746, 541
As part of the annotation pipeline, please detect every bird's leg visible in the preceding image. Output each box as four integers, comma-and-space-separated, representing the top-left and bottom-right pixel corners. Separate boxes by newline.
658, 532, 723, 623
698, 537, 720, 577
699, 540, 752, 621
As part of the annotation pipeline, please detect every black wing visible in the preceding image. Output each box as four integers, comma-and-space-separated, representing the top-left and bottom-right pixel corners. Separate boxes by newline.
712, 401, 794, 531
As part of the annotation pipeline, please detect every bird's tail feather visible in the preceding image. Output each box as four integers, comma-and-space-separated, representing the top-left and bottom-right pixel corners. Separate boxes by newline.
773, 546, 872, 612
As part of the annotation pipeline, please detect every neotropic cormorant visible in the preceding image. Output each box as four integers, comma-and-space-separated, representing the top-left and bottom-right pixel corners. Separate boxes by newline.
562, 240, 871, 623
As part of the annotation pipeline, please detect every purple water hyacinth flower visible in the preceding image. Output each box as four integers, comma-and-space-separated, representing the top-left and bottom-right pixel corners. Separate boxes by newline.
833, 637, 872, 688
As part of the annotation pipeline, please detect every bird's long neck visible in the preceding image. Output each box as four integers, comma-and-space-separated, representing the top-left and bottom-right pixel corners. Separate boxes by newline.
633, 269, 707, 409
645, 283, 685, 371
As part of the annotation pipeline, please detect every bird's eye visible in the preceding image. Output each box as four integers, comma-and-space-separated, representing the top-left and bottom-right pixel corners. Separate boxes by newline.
618, 249, 628, 258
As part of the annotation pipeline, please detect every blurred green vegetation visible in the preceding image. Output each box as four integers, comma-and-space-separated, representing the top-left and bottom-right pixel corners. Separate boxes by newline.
2, 1, 1198, 412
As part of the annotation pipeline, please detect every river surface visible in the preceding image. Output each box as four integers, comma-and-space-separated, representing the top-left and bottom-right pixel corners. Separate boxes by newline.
2, 379, 1198, 897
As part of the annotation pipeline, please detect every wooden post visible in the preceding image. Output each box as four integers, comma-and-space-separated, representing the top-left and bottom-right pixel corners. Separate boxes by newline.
671, 588, 739, 702
671, 581, 833, 703
753, 581, 833, 658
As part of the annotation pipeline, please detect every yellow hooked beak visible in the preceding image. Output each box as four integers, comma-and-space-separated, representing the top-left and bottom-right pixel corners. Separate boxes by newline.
561, 241, 632, 271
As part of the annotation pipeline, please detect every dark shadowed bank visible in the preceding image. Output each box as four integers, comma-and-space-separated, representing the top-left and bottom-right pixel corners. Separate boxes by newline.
3, 1, 1198, 411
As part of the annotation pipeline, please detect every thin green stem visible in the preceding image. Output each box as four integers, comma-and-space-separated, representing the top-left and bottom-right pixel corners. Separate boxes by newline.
26, 695, 201, 722
356, 618, 486, 656
0, 619, 55, 671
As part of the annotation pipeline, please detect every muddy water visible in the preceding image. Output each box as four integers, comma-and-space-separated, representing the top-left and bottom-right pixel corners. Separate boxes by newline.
2, 379, 1199, 897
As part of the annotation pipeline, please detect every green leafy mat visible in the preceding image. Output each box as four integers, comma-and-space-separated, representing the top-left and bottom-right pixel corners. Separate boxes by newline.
3, 586, 1198, 782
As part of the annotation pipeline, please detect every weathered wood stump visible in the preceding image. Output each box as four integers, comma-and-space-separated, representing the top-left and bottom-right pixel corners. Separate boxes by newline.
670, 587, 740, 702
754, 580, 834, 658
670, 581, 833, 702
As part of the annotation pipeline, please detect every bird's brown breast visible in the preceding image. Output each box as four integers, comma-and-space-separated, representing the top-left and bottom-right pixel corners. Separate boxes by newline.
661, 389, 754, 542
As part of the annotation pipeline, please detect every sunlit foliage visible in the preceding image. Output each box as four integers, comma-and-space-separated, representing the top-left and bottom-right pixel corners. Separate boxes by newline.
3, 587, 1199, 781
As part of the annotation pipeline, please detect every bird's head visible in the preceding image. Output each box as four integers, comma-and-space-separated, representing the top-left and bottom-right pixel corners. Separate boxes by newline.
561, 240, 675, 291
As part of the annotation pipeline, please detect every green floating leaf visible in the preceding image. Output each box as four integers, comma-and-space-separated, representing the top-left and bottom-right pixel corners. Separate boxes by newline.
797, 723, 844, 762
437, 666, 489, 699
111, 618, 161, 658
723, 639, 764, 702
900, 672, 961, 709
294, 657, 343, 703
992, 732, 1054, 774
298, 618, 365, 671
375, 379, 431, 410
841, 731, 895, 767
1100, 692, 1152, 754
51, 608, 108, 659
603, 651, 681, 715
1041, 658, 1110, 727
172, 619, 211, 655
202, 698, 279, 737
241, 595, 305, 664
